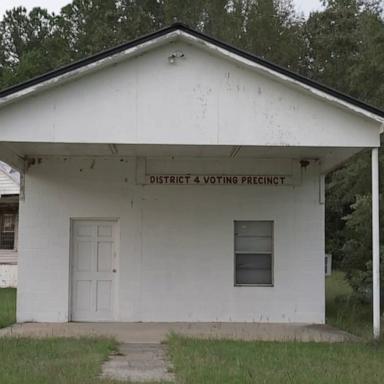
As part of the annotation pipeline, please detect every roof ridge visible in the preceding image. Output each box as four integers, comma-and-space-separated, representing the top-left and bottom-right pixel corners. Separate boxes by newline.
0, 23, 383, 118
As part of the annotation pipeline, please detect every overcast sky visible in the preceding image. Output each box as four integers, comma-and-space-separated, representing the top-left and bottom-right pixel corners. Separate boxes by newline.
0, 0, 323, 18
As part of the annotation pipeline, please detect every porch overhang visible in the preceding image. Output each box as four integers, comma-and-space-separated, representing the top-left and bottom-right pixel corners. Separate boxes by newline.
0, 142, 370, 175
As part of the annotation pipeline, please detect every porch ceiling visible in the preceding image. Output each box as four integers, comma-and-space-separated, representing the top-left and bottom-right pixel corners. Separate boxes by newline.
2, 142, 363, 173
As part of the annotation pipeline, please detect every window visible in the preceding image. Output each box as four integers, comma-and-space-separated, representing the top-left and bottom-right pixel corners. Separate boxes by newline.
234, 221, 273, 286
0, 213, 16, 250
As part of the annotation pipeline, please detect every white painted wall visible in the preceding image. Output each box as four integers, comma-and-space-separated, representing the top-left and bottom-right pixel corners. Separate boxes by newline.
0, 264, 17, 288
0, 41, 380, 147
17, 156, 325, 323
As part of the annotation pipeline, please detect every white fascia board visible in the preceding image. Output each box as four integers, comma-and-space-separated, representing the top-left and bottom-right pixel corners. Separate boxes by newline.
0, 29, 383, 126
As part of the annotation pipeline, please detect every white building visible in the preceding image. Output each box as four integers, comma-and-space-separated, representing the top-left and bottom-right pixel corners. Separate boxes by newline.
0, 24, 382, 333
0, 162, 19, 288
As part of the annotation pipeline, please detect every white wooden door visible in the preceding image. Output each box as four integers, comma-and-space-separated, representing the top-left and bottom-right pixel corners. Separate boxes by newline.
71, 220, 118, 321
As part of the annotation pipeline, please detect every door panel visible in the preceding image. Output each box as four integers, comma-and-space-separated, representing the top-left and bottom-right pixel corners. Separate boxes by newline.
96, 280, 112, 311
71, 220, 117, 321
97, 242, 113, 272
76, 241, 93, 271
98, 225, 113, 237
75, 280, 92, 311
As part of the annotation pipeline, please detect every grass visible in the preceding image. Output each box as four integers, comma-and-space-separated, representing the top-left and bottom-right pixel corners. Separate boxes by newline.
168, 335, 384, 384
0, 288, 16, 328
0, 337, 130, 384
325, 271, 378, 338
0, 279, 382, 384
0, 336, 382, 384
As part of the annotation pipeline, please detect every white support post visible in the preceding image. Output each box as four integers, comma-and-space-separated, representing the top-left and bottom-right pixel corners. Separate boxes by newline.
372, 147, 381, 339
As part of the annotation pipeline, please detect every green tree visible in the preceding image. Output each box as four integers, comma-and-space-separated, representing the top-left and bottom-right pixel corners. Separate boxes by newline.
311, 0, 384, 296
244, 0, 305, 71
60, 0, 121, 58
0, 0, 307, 90
0, 6, 70, 89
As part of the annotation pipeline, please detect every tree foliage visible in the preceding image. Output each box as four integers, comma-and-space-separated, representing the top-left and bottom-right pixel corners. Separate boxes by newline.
0, 0, 308, 88
0, 0, 384, 297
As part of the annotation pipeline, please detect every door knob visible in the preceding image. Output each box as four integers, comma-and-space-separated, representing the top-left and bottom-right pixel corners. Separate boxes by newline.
112, 269, 117, 273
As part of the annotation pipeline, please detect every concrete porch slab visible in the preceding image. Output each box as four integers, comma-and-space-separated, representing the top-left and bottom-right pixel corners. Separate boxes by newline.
0, 322, 356, 343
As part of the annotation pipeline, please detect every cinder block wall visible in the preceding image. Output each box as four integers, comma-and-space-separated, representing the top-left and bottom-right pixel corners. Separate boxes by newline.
17, 156, 324, 323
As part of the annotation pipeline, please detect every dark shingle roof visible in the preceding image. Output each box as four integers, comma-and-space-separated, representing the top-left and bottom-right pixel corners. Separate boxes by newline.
0, 23, 383, 118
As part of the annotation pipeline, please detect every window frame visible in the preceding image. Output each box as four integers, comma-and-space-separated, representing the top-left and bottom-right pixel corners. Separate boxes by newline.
0, 211, 18, 251
233, 220, 274, 287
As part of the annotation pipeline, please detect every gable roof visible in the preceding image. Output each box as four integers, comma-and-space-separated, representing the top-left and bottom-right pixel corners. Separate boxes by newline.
0, 162, 19, 197
0, 22, 383, 121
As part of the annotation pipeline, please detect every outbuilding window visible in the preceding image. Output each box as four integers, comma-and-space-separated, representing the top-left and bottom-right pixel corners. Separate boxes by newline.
0, 213, 17, 250
234, 221, 273, 286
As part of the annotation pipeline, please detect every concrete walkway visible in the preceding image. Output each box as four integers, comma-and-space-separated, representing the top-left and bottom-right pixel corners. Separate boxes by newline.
101, 343, 175, 382
0, 322, 356, 342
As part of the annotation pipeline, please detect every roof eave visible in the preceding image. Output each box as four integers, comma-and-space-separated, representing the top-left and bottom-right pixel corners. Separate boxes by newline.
0, 23, 383, 123
0, 29, 182, 108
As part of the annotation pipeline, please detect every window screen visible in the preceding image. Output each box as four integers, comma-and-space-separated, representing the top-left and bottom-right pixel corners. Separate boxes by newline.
0, 213, 16, 250
235, 221, 273, 285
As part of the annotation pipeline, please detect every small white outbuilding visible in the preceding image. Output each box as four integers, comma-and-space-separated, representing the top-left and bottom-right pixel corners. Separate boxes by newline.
0, 162, 19, 287
0, 24, 382, 334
